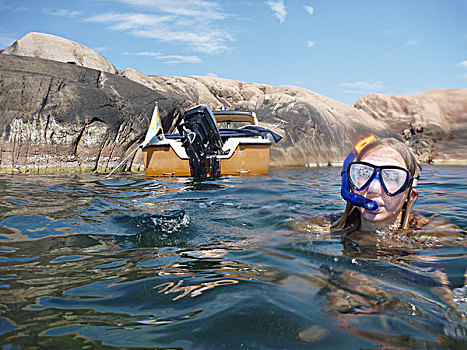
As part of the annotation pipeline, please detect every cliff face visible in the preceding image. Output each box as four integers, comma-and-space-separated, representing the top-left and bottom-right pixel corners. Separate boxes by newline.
354, 90, 467, 162
0, 54, 398, 172
0, 32, 466, 173
0, 55, 188, 172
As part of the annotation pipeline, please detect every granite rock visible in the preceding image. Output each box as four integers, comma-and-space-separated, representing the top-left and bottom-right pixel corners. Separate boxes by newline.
122, 69, 399, 166
1, 32, 465, 173
0, 55, 187, 172
354, 90, 467, 162
1, 32, 118, 74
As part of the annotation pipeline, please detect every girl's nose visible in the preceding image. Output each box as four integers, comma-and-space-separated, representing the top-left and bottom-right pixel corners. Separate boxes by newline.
367, 177, 383, 194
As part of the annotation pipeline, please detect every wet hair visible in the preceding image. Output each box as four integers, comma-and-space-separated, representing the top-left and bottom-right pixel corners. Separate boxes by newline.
331, 137, 422, 232
356, 138, 421, 179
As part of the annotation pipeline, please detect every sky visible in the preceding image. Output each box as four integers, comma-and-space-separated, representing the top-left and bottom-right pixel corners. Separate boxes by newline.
0, 0, 466, 104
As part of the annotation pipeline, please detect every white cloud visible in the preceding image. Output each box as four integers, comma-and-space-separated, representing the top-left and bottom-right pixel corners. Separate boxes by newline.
266, 0, 286, 23
123, 51, 159, 57
123, 51, 201, 64
207, 72, 218, 77
93, 46, 109, 53
87, 13, 172, 31
306, 40, 315, 48
0, 3, 28, 12
157, 55, 201, 64
115, 0, 227, 20
340, 81, 384, 89
406, 40, 419, 45
85, 1, 232, 55
340, 81, 384, 94
43, 9, 82, 17
304, 5, 314, 16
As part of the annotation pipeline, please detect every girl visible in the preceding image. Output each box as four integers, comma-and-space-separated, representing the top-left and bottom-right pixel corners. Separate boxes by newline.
332, 137, 422, 233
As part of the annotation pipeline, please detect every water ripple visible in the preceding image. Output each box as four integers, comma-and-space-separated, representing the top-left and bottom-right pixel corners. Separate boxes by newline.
0, 166, 465, 349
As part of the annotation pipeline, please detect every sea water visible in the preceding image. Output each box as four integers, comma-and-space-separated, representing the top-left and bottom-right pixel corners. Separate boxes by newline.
0, 166, 466, 349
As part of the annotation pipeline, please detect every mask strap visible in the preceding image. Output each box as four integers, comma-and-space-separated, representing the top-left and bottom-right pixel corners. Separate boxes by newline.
400, 187, 417, 229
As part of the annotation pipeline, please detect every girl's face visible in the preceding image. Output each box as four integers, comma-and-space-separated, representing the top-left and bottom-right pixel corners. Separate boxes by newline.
354, 146, 411, 229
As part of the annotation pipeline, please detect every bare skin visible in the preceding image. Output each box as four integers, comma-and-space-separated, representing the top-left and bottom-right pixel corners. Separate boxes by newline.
354, 146, 418, 231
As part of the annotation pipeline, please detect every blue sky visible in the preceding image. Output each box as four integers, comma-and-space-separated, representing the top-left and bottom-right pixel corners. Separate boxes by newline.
0, 0, 466, 104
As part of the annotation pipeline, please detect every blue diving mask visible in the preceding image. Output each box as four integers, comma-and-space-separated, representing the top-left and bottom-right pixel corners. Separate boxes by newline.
347, 161, 414, 197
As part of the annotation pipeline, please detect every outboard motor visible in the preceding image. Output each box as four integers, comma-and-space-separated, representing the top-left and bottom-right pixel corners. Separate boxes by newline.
177, 105, 224, 178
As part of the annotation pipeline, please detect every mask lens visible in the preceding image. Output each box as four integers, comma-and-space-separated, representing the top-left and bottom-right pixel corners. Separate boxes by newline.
349, 163, 374, 190
381, 168, 408, 195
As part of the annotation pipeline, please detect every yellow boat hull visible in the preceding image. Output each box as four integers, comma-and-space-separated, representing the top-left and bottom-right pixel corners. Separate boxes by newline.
143, 143, 270, 177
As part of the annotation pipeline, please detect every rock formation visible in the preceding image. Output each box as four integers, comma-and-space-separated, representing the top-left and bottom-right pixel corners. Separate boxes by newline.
0, 54, 188, 172
354, 90, 467, 162
0, 32, 466, 173
2, 32, 118, 74
122, 68, 398, 166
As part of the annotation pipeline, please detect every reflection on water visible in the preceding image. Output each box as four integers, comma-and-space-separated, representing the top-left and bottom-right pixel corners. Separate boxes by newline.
0, 166, 466, 349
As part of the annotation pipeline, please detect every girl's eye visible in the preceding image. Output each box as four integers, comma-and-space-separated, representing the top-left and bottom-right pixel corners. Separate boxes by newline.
384, 172, 398, 181
359, 168, 372, 177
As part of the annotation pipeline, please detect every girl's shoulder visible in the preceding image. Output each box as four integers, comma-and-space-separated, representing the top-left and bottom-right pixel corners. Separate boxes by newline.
407, 212, 430, 229
408, 212, 460, 231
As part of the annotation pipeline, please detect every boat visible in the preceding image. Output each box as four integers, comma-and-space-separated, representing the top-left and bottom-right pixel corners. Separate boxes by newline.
141, 104, 282, 178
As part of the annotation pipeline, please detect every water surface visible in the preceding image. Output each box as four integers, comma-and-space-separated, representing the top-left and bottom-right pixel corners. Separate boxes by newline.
0, 166, 466, 349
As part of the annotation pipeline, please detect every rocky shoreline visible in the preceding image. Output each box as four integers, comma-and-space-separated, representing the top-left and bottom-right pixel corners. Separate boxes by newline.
1, 33, 466, 174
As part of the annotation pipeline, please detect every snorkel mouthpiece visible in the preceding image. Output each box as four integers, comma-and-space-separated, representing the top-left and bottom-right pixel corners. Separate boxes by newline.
340, 135, 380, 211
346, 192, 380, 210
